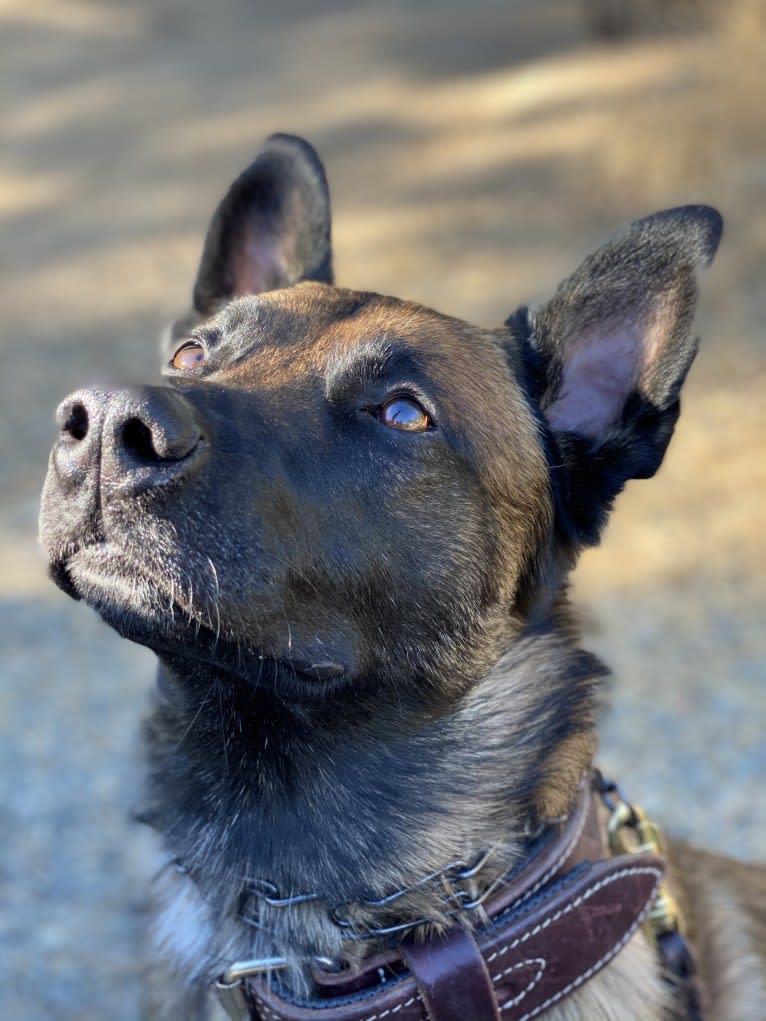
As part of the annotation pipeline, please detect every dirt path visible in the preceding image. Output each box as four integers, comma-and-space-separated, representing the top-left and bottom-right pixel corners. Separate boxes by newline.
1, 1, 764, 1017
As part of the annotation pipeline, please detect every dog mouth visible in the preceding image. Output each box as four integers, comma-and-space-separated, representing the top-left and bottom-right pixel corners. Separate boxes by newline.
48, 543, 348, 693
48, 556, 83, 602
49, 542, 215, 648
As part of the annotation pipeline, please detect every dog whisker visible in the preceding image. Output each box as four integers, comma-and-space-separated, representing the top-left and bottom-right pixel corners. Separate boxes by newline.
206, 557, 223, 649
216, 678, 229, 773
171, 680, 217, 753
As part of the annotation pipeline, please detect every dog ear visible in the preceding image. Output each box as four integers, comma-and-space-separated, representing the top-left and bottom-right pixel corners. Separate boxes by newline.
515, 205, 722, 545
191, 133, 333, 317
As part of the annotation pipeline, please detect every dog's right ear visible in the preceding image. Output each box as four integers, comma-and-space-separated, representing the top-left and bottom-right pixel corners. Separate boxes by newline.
191, 133, 333, 318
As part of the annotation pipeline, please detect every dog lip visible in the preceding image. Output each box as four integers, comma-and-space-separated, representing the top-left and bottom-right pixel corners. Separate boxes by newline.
47, 557, 82, 601
288, 659, 346, 682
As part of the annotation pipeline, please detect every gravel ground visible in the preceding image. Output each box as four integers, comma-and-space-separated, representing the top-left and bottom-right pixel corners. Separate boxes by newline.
1, 2, 764, 1019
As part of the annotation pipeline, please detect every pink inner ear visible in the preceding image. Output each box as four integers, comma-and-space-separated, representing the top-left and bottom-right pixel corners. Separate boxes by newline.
230, 190, 308, 296
546, 324, 641, 438
231, 228, 290, 296
638, 291, 678, 392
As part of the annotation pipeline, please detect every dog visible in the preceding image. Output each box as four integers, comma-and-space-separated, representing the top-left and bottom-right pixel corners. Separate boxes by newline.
40, 134, 765, 1021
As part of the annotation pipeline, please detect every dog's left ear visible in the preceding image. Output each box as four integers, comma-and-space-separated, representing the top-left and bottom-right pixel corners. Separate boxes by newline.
192, 133, 333, 317
514, 205, 722, 545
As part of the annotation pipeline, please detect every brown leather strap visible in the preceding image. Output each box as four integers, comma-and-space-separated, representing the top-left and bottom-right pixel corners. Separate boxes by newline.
403, 926, 500, 1021
263, 778, 602, 1006
247, 854, 664, 1021
280, 778, 602, 1005
484, 777, 605, 920
487, 856, 663, 1021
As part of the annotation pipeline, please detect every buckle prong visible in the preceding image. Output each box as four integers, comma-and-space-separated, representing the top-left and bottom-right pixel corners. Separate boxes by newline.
216, 958, 287, 1021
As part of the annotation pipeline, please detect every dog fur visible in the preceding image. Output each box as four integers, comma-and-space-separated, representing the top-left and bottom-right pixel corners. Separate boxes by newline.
40, 134, 765, 1020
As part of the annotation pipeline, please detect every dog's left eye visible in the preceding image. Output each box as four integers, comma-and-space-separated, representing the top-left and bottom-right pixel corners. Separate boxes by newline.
377, 396, 432, 432
171, 341, 207, 370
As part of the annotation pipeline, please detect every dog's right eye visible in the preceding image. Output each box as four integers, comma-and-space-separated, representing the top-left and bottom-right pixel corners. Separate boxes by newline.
171, 341, 207, 370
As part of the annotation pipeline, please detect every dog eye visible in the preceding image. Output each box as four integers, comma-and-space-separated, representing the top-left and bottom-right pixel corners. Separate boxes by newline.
171, 341, 207, 370
378, 396, 432, 432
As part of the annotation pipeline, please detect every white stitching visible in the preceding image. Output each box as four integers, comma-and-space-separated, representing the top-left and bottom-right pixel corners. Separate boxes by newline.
353, 993, 421, 1021
253, 991, 422, 1021
252, 1002, 277, 1021
509, 786, 590, 912
491, 957, 547, 1007
486, 864, 663, 1018
486, 864, 660, 965
514, 901, 648, 1021
253, 862, 660, 1021
255, 1002, 285, 1021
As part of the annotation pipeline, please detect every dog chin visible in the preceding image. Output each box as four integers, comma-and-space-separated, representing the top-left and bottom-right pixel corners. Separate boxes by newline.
50, 546, 352, 696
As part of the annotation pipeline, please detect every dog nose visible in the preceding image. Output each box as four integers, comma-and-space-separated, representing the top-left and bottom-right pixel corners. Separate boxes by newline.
53, 385, 206, 496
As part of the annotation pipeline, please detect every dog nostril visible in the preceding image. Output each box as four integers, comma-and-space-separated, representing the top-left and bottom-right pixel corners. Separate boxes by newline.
64, 402, 89, 442
120, 417, 160, 463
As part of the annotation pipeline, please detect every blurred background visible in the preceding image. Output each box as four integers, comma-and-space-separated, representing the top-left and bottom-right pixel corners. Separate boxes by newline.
1, 0, 764, 1017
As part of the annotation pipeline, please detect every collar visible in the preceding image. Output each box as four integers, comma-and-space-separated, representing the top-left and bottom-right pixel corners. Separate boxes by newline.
215, 774, 683, 1021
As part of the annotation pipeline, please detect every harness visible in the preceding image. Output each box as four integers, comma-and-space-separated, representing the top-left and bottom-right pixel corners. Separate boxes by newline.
215, 773, 703, 1021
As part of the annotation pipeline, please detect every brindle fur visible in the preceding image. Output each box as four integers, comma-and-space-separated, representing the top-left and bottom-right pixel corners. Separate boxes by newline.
39, 134, 765, 1021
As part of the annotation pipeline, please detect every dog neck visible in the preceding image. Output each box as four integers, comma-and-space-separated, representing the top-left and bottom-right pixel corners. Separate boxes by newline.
142, 616, 601, 988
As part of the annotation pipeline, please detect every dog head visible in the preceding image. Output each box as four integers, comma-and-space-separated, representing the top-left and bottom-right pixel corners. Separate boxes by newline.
40, 134, 721, 714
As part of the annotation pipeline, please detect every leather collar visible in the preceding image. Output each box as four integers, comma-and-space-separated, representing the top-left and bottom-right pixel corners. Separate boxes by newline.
222, 776, 665, 1021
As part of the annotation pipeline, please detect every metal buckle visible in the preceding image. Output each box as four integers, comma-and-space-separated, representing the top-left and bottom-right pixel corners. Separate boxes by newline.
215, 958, 287, 1021
606, 791, 686, 944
